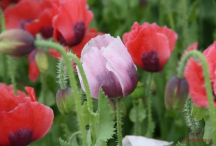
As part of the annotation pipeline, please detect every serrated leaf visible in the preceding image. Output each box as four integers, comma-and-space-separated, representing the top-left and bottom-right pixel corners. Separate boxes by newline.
94, 87, 115, 146
59, 138, 71, 146
203, 120, 213, 144
191, 104, 209, 121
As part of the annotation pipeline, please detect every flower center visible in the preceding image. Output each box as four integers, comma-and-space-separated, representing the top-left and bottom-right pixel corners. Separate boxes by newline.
56, 21, 85, 47
40, 26, 54, 39
9, 129, 33, 146
141, 50, 160, 72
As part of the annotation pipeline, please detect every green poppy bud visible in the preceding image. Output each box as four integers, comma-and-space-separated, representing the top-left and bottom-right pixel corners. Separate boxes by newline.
56, 87, 75, 114
164, 76, 189, 111
35, 50, 49, 73
0, 29, 35, 57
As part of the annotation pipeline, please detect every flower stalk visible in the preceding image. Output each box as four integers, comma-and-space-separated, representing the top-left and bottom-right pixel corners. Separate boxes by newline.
34, 40, 88, 146
116, 98, 123, 146
177, 50, 216, 145
146, 73, 154, 137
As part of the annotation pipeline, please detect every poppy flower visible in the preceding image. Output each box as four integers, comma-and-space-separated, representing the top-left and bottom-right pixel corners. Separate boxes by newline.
123, 22, 178, 72
77, 34, 138, 99
53, 0, 93, 47
0, 83, 54, 146
185, 41, 216, 107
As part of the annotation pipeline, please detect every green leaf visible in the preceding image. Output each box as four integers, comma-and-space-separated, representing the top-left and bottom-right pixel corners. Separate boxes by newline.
129, 99, 146, 123
203, 120, 214, 144
191, 104, 209, 121
94, 87, 115, 146
38, 90, 55, 107
59, 138, 71, 146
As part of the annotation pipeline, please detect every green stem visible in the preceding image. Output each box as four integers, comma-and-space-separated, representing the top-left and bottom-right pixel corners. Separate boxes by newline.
67, 53, 96, 143
166, 0, 175, 31
177, 50, 216, 146
34, 40, 88, 146
7, 56, 17, 95
134, 99, 139, 135
0, 8, 8, 84
57, 58, 67, 90
116, 98, 123, 146
40, 73, 46, 104
67, 53, 93, 112
0, 8, 6, 32
181, 0, 189, 48
146, 73, 154, 137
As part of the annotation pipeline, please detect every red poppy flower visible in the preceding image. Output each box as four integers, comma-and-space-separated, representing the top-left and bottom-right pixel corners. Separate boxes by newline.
0, 83, 54, 146
123, 22, 178, 72
185, 41, 216, 107
53, 0, 93, 47
0, 0, 20, 10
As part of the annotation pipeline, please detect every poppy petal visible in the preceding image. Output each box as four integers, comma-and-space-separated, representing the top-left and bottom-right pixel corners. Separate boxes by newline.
103, 36, 138, 96
0, 102, 54, 145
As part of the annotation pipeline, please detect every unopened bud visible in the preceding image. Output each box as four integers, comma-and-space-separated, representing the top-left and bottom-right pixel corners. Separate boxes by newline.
56, 87, 75, 114
0, 29, 35, 57
35, 50, 49, 73
164, 76, 189, 111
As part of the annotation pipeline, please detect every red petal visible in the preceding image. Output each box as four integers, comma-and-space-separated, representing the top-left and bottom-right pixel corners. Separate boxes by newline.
25, 0, 59, 38
124, 22, 170, 71
4, 0, 42, 29
53, 0, 93, 46
0, 102, 54, 145
28, 50, 39, 82
25, 87, 37, 102
0, 84, 30, 113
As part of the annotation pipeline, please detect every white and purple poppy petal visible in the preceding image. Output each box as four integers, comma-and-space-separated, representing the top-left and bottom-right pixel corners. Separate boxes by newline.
122, 135, 173, 146
81, 34, 114, 59
79, 47, 122, 99
103, 37, 138, 96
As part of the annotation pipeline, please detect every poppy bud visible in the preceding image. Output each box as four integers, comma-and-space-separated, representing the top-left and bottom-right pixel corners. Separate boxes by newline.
0, 29, 35, 57
35, 50, 49, 73
164, 76, 189, 111
56, 87, 75, 114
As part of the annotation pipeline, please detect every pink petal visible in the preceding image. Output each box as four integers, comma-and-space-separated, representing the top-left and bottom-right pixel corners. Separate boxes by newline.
78, 47, 122, 99
103, 37, 138, 96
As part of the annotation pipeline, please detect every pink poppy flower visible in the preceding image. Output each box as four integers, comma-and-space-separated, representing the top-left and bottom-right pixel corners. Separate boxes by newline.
185, 41, 216, 107
77, 34, 138, 99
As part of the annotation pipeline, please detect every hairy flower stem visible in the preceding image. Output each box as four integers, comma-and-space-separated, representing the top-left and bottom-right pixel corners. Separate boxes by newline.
67, 53, 93, 112
34, 40, 88, 146
134, 99, 140, 135
40, 72, 46, 104
7, 56, 17, 95
166, 0, 175, 31
116, 98, 123, 146
0, 8, 9, 87
177, 50, 216, 146
57, 58, 67, 90
181, 0, 189, 48
67, 53, 96, 143
146, 73, 154, 137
